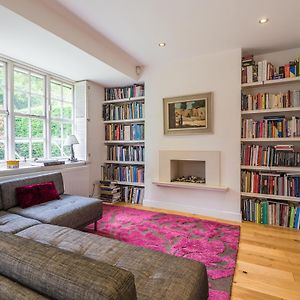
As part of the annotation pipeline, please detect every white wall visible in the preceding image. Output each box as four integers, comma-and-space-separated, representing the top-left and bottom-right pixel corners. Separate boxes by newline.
141, 48, 242, 221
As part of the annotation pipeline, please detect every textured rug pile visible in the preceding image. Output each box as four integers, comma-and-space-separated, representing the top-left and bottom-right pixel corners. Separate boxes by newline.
87, 204, 240, 300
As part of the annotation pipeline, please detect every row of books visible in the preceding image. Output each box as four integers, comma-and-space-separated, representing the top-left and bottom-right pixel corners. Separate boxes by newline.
107, 145, 144, 162
241, 171, 300, 197
242, 198, 300, 229
241, 144, 300, 167
105, 124, 144, 141
99, 181, 121, 203
102, 164, 144, 183
103, 102, 145, 121
241, 90, 300, 111
241, 55, 300, 84
120, 186, 144, 204
105, 84, 144, 101
241, 116, 300, 139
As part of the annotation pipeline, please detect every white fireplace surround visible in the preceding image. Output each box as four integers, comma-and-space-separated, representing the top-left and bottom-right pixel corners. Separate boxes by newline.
153, 150, 228, 191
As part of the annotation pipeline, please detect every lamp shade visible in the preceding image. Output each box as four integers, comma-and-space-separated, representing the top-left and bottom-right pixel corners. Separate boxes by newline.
64, 135, 79, 146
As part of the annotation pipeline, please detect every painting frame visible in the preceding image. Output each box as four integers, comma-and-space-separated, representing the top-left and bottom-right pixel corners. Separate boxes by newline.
163, 92, 213, 135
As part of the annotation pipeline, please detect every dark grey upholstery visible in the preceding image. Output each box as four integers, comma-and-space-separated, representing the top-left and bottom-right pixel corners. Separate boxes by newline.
18, 224, 209, 300
9, 194, 102, 229
0, 233, 137, 300
0, 274, 49, 300
0, 211, 40, 233
0, 172, 64, 210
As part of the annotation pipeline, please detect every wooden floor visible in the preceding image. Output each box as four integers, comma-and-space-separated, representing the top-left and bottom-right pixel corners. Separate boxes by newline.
116, 203, 300, 300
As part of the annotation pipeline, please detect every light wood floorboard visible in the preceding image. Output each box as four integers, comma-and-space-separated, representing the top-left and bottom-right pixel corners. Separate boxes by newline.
114, 203, 300, 300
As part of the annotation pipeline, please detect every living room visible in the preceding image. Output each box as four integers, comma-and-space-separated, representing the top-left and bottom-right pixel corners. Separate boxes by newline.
0, 1, 299, 299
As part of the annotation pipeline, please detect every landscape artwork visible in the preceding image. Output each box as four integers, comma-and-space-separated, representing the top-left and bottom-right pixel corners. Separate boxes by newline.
163, 93, 212, 135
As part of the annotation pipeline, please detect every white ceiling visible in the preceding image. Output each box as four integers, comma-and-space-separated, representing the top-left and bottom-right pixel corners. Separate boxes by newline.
56, 0, 300, 65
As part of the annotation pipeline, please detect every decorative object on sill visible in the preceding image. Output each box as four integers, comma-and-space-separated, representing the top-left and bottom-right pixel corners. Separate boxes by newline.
171, 175, 206, 184
163, 92, 213, 135
65, 135, 79, 162
6, 160, 19, 169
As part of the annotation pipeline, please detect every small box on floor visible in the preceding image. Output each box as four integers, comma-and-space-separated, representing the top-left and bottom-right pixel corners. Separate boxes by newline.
99, 180, 121, 203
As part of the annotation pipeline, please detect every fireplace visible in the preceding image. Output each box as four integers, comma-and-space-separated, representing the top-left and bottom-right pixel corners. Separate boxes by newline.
170, 160, 206, 184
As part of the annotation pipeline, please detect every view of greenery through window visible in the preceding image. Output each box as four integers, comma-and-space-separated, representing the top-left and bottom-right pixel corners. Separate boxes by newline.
0, 60, 74, 161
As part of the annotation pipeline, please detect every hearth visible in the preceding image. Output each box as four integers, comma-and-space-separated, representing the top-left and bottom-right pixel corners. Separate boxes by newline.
171, 175, 205, 184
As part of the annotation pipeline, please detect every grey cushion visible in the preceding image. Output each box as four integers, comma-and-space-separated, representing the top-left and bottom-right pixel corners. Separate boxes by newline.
0, 274, 48, 300
0, 211, 40, 234
0, 233, 137, 300
9, 194, 102, 229
0, 172, 64, 210
18, 224, 209, 300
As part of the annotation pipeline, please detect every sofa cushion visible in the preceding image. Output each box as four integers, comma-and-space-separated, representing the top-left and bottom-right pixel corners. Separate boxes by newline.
0, 172, 64, 210
0, 274, 49, 300
9, 194, 102, 229
18, 224, 209, 300
16, 181, 60, 208
0, 211, 40, 234
0, 233, 137, 300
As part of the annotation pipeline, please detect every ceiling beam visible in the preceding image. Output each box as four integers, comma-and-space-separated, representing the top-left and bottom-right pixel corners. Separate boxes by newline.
0, 0, 140, 80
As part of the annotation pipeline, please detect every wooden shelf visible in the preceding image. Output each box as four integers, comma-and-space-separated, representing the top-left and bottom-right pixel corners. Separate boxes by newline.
241, 76, 300, 88
103, 118, 145, 124
152, 180, 228, 192
104, 140, 144, 144
104, 160, 144, 165
241, 107, 300, 115
241, 192, 300, 202
241, 165, 300, 172
103, 96, 144, 104
115, 181, 144, 187
241, 137, 300, 142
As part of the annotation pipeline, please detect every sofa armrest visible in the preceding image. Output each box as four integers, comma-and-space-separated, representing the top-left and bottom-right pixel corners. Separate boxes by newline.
0, 233, 137, 300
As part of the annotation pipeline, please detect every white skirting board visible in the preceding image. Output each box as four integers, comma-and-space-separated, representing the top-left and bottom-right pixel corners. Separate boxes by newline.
142, 199, 242, 222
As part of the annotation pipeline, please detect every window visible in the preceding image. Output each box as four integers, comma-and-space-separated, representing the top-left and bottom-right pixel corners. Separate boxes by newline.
50, 80, 73, 158
0, 57, 75, 161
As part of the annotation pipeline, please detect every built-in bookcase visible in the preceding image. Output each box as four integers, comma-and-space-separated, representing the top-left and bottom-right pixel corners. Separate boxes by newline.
241, 55, 300, 230
102, 84, 145, 204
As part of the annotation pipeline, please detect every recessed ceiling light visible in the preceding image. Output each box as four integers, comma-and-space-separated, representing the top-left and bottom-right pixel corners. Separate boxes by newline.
158, 42, 166, 47
259, 18, 269, 24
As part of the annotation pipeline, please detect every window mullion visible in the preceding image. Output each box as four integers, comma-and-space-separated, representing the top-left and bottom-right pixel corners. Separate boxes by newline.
46, 74, 51, 158
7, 61, 14, 159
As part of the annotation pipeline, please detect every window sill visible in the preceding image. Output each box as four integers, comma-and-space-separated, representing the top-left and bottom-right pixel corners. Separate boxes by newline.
0, 161, 87, 177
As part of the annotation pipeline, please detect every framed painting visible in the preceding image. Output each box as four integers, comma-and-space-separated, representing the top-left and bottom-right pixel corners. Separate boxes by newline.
163, 92, 213, 135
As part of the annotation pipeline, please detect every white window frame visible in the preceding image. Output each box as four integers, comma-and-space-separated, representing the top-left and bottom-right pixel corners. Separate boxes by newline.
0, 56, 75, 161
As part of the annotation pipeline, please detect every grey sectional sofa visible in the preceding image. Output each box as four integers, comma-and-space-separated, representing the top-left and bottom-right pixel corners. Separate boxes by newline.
0, 172, 209, 300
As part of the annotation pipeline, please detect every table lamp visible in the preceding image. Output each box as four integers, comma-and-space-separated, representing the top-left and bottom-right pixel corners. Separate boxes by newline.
65, 135, 79, 162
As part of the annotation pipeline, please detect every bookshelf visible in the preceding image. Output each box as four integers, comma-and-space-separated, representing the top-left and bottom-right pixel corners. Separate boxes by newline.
241, 55, 300, 230
102, 84, 145, 204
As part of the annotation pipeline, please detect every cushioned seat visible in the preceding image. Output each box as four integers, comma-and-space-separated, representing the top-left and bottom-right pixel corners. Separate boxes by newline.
9, 195, 102, 229
18, 224, 209, 300
0, 211, 40, 234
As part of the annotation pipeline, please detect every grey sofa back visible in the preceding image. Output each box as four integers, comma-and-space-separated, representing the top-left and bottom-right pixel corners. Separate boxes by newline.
0, 233, 137, 300
0, 172, 64, 210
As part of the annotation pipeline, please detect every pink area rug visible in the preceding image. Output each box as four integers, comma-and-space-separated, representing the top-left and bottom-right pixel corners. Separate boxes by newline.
87, 204, 240, 300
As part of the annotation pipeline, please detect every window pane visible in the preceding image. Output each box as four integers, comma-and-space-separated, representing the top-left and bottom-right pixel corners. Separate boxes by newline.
14, 91, 29, 113
31, 74, 44, 95
14, 69, 29, 91
0, 86, 4, 109
63, 145, 71, 157
31, 118, 44, 138
32, 142, 44, 158
63, 85, 73, 102
31, 94, 44, 115
51, 142, 61, 157
15, 117, 29, 138
0, 115, 6, 138
0, 64, 5, 86
63, 102, 72, 119
63, 123, 72, 138
15, 142, 29, 159
51, 81, 61, 99
0, 142, 5, 160
51, 122, 61, 138
51, 100, 61, 118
